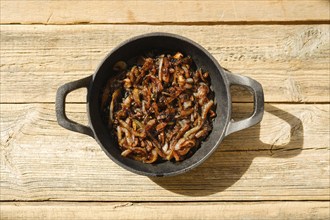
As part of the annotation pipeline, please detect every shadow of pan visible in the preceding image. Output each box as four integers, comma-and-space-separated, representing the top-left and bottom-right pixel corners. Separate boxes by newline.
150, 104, 304, 196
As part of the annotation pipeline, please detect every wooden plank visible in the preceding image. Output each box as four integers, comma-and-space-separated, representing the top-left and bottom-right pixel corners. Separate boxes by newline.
1, 1, 329, 24
1, 202, 329, 220
1, 24, 329, 103
1, 103, 329, 201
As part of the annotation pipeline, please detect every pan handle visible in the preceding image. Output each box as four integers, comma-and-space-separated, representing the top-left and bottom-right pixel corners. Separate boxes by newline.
55, 75, 94, 137
225, 72, 264, 136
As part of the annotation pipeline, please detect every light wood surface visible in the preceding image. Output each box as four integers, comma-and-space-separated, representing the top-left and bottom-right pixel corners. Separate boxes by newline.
1, 0, 329, 219
1, 25, 329, 103
1, 0, 329, 24
1, 202, 329, 220
1, 103, 329, 201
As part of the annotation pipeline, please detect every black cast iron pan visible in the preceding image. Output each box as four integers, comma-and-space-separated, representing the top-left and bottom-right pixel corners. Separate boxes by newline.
56, 33, 264, 177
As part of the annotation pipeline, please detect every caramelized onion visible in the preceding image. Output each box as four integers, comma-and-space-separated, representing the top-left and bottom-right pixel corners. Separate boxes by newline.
101, 52, 216, 163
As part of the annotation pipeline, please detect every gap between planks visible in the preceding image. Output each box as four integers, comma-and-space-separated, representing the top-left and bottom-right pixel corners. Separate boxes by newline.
1, 199, 329, 203
2, 21, 330, 26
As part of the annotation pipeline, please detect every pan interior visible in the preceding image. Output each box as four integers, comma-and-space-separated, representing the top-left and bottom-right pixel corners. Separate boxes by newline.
89, 33, 230, 176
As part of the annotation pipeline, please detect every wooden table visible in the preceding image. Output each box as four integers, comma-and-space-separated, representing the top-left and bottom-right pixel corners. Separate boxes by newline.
1, 1, 329, 219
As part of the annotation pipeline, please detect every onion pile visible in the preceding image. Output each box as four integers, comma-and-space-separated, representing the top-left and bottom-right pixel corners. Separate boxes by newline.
101, 52, 216, 163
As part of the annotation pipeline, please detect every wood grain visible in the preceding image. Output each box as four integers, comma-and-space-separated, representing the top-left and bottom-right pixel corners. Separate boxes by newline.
1, 1, 329, 24
1, 103, 329, 201
1, 24, 329, 103
1, 0, 329, 218
1, 202, 329, 220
